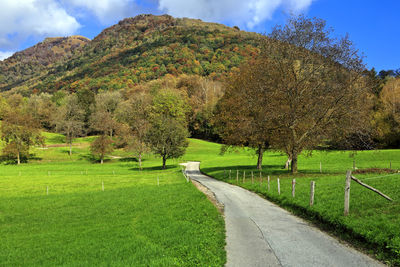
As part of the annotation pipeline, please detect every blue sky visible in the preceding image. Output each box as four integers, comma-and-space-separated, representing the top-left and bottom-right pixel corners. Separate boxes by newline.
0, 0, 399, 72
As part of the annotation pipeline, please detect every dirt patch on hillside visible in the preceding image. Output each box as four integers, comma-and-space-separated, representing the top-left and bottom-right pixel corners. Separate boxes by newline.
191, 179, 224, 214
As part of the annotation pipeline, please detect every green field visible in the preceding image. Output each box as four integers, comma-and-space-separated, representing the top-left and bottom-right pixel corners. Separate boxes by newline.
2, 135, 400, 266
0, 134, 226, 266
185, 139, 400, 265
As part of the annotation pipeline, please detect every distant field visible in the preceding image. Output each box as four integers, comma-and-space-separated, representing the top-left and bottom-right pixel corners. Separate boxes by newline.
0, 134, 226, 266
184, 139, 400, 265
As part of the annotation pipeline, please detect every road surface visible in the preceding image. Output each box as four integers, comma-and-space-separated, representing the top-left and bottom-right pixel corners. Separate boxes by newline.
184, 161, 384, 267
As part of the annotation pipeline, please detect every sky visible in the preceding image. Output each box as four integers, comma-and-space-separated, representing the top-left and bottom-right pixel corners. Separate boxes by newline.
0, 0, 398, 72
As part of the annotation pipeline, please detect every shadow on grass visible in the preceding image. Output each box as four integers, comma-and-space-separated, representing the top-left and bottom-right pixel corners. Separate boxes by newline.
202, 165, 344, 177
119, 157, 139, 162
202, 165, 293, 176
78, 154, 111, 164
129, 165, 177, 171
0, 153, 42, 164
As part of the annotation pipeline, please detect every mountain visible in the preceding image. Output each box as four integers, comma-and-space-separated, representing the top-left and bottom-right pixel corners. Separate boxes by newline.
0, 14, 261, 94
0, 36, 90, 92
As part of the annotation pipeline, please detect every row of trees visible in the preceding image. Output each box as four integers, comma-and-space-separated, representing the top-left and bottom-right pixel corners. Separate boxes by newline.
0, 86, 190, 168
0, 15, 399, 172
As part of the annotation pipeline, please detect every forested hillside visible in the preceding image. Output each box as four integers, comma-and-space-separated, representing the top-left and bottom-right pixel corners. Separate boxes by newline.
0, 14, 260, 95
0, 36, 90, 92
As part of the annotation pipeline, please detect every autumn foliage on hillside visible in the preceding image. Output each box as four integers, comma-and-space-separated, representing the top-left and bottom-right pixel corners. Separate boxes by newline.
0, 15, 260, 95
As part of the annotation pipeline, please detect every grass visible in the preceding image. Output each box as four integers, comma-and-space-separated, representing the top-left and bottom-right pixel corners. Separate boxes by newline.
2, 134, 400, 266
184, 139, 400, 266
0, 136, 226, 266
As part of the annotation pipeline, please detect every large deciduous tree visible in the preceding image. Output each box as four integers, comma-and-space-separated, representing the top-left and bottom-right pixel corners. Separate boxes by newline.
116, 89, 151, 170
265, 15, 370, 173
1, 94, 43, 164
146, 89, 189, 169
90, 135, 114, 164
216, 60, 271, 170
218, 15, 370, 173
54, 94, 85, 156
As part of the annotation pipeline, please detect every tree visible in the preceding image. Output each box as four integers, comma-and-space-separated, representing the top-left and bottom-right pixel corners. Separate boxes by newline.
375, 77, 400, 147
146, 116, 189, 169
26, 93, 56, 130
116, 90, 151, 170
1, 94, 43, 164
76, 88, 95, 129
216, 61, 271, 169
263, 15, 369, 173
90, 135, 114, 164
146, 89, 189, 169
54, 94, 85, 156
219, 15, 369, 173
90, 91, 121, 137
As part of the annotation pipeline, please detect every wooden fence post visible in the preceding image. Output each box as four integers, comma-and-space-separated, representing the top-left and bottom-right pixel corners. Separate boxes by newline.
353, 160, 356, 170
46, 186, 49, 195
390, 161, 392, 169
320, 162, 322, 173
236, 170, 239, 184
277, 178, 280, 195
251, 171, 254, 184
344, 170, 352, 216
267, 176, 270, 191
292, 179, 296, 197
259, 171, 262, 186
243, 171, 245, 183
310, 181, 315, 206
229, 170, 232, 180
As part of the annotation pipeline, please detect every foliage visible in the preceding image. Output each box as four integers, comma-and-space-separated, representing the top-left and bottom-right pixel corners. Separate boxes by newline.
54, 94, 85, 156
0, 36, 89, 92
216, 59, 271, 169
115, 89, 151, 169
90, 135, 114, 164
0, 94, 43, 164
147, 89, 189, 169
0, 15, 259, 95
231, 15, 370, 173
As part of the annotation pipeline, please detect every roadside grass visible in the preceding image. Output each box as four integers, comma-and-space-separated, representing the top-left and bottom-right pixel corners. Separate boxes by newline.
185, 139, 400, 266
0, 138, 226, 266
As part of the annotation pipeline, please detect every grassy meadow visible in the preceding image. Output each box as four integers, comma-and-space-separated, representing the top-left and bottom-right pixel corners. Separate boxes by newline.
184, 139, 400, 265
0, 134, 226, 266
2, 133, 400, 266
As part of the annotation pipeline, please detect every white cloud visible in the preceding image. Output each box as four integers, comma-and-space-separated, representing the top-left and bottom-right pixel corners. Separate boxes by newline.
158, 0, 314, 28
68, 0, 136, 24
0, 51, 14, 61
0, 0, 80, 50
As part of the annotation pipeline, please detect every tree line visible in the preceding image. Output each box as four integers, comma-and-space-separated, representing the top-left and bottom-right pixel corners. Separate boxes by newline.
0, 16, 399, 172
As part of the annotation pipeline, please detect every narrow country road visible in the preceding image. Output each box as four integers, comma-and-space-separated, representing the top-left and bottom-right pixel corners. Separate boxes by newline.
184, 162, 384, 267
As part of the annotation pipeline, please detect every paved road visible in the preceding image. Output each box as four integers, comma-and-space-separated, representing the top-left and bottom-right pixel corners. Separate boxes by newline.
184, 162, 384, 267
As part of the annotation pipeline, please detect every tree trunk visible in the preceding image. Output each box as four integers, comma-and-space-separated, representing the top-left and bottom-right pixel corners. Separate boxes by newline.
291, 151, 298, 174
162, 155, 166, 170
284, 157, 292, 169
256, 145, 264, 170
100, 155, 104, 164
69, 142, 72, 156
17, 152, 20, 165
139, 153, 142, 170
